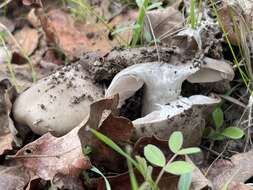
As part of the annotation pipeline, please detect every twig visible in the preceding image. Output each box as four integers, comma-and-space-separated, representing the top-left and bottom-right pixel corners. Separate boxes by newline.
145, 14, 160, 62
0, 0, 12, 9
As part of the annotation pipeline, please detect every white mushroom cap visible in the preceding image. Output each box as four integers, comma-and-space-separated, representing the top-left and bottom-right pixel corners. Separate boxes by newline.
132, 95, 221, 141
106, 62, 199, 115
105, 59, 232, 144
187, 57, 235, 83
13, 64, 104, 136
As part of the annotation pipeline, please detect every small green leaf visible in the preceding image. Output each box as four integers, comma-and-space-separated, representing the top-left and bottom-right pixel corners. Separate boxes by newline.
177, 148, 201, 155
164, 161, 194, 175
169, 131, 183, 154
144, 144, 166, 167
212, 107, 224, 129
222, 127, 244, 139
178, 172, 192, 190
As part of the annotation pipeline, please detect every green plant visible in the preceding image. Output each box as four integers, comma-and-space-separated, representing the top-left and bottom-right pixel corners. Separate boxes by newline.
189, 0, 197, 29
90, 129, 201, 190
90, 166, 112, 190
111, 0, 162, 47
205, 107, 244, 141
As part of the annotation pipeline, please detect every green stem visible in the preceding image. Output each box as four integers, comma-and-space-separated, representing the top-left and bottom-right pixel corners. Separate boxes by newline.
190, 0, 196, 29
131, 0, 149, 47
155, 154, 177, 185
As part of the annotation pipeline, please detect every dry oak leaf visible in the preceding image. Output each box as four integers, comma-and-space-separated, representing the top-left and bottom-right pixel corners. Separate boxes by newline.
207, 149, 253, 190
27, 8, 41, 28
40, 9, 92, 59
0, 79, 20, 155
22, 0, 43, 8
12, 26, 39, 56
144, 6, 184, 44
13, 127, 91, 180
228, 182, 253, 190
78, 95, 134, 172
0, 165, 31, 190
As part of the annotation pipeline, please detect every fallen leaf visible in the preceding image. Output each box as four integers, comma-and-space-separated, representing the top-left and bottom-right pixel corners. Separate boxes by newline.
78, 96, 134, 172
22, 0, 43, 8
207, 149, 253, 189
0, 134, 13, 156
39, 9, 92, 60
0, 79, 20, 154
13, 126, 91, 180
0, 165, 31, 190
52, 173, 85, 190
144, 6, 183, 43
74, 10, 137, 56
78, 23, 115, 56
218, 4, 238, 45
25, 176, 42, 190
228, 182, 253, 190
12, 26, 39, 57
185, 156, 213, 190
0, 17, 15, 32
27, 8, 41, 28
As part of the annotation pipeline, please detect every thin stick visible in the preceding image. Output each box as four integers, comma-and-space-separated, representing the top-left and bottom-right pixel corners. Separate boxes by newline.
0, 0, 12, 9
146, 14, 160, 62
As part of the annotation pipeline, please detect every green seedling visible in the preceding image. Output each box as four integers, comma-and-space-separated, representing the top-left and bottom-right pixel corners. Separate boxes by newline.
205, 107, 244, 141
90, 129, 201, 190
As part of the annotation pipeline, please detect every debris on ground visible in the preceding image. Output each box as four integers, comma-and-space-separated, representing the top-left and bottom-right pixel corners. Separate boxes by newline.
0, 0, 253, 189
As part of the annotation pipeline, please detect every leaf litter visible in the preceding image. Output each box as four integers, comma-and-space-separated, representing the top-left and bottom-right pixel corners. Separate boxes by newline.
0, 0, 253, 189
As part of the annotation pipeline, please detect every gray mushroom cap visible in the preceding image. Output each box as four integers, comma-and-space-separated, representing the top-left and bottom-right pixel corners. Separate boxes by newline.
105, 59, 234, 145
13, 64, 104, 136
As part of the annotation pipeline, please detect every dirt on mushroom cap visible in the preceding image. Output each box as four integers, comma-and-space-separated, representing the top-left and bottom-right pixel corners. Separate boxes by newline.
12, 63, 104, 136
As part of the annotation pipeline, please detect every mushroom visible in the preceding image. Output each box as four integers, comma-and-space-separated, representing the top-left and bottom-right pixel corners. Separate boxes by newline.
106, 58, 234, 145
13, 64, 104, 136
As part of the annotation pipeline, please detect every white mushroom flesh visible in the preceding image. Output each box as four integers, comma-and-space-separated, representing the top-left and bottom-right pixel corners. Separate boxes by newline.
106, 59, 233, 144
106, 62, 199, 115
132, 95, 220, 141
